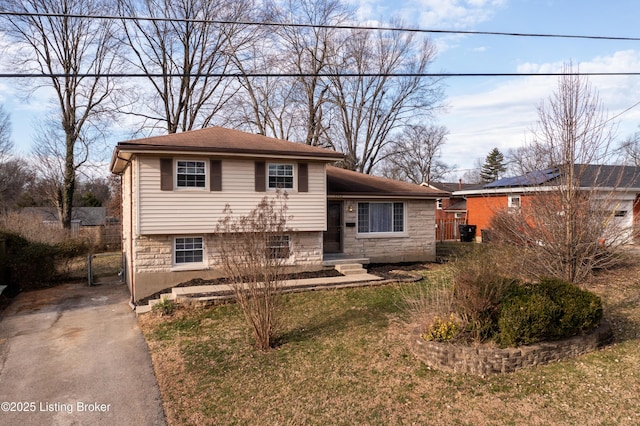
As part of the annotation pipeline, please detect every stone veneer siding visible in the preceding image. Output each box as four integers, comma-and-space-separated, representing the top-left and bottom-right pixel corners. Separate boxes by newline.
410, 322, 613, 375
131, 231, 324, 300
341, 199, 436, 262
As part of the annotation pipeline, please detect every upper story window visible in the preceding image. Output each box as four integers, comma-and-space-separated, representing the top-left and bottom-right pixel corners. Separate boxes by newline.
358, 202, 404, 234
436, 198, 443, 209
268, 164, 294, 189
177, 160, 206, 188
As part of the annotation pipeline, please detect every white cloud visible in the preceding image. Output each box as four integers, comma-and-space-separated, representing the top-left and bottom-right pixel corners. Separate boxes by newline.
350, 0, 507, 29
440, 49, 640, 172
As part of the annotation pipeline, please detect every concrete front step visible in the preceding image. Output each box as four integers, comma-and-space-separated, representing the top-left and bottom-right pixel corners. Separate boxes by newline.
334, 263, 367, 275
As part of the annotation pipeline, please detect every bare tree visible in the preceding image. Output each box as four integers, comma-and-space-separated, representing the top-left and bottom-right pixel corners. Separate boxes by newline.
214, 192, 290, 351
0, 105, 14, 162
0, 0, 121, 229
230, 0, 352, 145
617, 130, 640, 166
0, 158, 34, 212
117, 0, 263, 133
31, 117, 93, 222
490, 65, 630, 283
381, 124, 451, 184
327, 26, 444, 173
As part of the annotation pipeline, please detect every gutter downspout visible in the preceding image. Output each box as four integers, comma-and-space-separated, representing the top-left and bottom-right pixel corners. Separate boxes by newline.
128, 160, 135, 309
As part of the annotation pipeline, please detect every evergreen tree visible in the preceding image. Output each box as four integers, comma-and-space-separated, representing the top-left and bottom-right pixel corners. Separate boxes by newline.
480, 147, 507, 183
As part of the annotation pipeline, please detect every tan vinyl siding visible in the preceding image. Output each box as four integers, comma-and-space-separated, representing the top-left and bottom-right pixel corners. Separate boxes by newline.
137, 157, 327, 234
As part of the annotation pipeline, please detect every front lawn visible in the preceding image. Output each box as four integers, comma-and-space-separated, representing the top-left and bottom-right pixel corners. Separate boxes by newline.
139, 263, 640, 425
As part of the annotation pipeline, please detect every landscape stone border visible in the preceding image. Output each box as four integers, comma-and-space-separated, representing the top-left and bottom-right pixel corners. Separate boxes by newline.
410, 322, 613, 375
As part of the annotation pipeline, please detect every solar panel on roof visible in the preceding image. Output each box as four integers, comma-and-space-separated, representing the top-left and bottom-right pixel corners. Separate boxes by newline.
484, 168, 560, 188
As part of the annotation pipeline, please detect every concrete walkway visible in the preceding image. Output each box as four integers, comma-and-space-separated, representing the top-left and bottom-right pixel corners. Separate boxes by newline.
0, 281, 166, 426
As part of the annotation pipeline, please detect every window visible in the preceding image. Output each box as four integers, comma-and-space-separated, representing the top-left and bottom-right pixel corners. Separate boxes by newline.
267, 235, 290, 259
175, 237, 204, 264
176, 160, 206, 188
614, 210, 627, 217
436, 198, 443, 209
268, 164, 294, 189
454, 212, 463, 219
358, 202, 404, 234
508, 195, 521, 209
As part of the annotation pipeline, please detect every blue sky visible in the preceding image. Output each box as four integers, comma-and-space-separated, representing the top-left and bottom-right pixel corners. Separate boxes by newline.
1, 0, 640, 178
355, 0, 640, 176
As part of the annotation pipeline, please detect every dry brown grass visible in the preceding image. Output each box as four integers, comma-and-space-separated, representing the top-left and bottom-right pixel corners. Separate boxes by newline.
139, 258, 640, 426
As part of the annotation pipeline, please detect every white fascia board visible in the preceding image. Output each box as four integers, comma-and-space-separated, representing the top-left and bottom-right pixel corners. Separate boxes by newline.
454, 186, 640, 197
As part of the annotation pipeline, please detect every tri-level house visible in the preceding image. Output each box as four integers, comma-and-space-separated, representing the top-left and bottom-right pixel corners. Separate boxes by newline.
110, 127, 446, 301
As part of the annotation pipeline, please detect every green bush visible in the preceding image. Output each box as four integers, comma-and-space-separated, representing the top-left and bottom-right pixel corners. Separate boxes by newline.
497, 279, 602, 347
538, 278, 603, 337
0, 231, 90, 294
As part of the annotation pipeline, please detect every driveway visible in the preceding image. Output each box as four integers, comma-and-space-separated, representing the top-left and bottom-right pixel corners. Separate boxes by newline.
0, 281, 166, 425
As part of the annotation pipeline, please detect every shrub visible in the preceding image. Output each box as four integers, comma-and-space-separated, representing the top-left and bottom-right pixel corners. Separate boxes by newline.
0, 230, 91, 294
497, 279, 603, 347
449, 247, 519, 342
498, 286, 561, 346
538, 278, 603, 337
421, 314, 460, 342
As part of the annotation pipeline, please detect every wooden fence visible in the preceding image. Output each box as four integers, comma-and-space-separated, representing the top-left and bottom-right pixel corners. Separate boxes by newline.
436, 218, 467, 242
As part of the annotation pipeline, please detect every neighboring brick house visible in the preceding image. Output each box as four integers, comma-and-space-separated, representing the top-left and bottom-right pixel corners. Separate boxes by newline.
110, 127, 446, 301
454, 165, 640, 242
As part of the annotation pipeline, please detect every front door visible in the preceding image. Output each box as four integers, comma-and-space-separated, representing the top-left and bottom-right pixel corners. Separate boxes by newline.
323, 201, 343, 253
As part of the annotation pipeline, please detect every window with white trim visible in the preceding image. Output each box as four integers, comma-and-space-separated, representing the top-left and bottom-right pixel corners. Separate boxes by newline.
267, 235, 290, 259
508, 195, 521, 209
357, 202, 404, 233
176, 160, 206, 188
268, 163, 294, 189
174, 237, 204, 264
436, 198, 443, 209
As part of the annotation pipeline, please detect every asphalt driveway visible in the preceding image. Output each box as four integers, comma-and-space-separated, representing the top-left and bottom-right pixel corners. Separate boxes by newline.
0, 280, 165, 425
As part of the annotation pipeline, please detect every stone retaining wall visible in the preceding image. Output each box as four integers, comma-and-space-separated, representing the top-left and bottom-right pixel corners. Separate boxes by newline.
410, 322, 613, 375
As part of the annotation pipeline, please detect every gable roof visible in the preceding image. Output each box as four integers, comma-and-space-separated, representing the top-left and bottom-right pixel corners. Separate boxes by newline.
429, 182, 482, 193
455, 164, 640, 195
21, 207, 107, 226
111, 127, 344, 173
327, 166, 447, 199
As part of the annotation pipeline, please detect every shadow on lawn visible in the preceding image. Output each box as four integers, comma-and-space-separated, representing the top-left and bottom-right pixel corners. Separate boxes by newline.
273, 293, 401, 347
603, 299, 640, 343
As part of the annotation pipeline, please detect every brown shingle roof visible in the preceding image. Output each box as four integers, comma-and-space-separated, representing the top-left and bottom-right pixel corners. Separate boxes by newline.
327, 166, 447, 199
111, 127, 343, 172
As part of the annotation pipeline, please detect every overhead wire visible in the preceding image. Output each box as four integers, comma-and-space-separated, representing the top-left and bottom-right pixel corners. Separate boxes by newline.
0, 11, 638, 78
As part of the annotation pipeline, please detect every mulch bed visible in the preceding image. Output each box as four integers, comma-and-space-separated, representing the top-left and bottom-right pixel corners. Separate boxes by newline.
137, 268, 344, 305
137, 263, 432, 306
365, 262, 432, 280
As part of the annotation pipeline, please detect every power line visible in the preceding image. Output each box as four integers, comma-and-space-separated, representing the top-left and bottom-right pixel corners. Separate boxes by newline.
1, 72, 640, 78
1, 11, 639, 42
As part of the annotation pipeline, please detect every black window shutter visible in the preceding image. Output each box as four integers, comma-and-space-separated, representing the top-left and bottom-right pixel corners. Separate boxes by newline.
255, 161, 266, 192
298, 163, 308, 192
160, 158, 173, 191
210, 159, 222, 191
